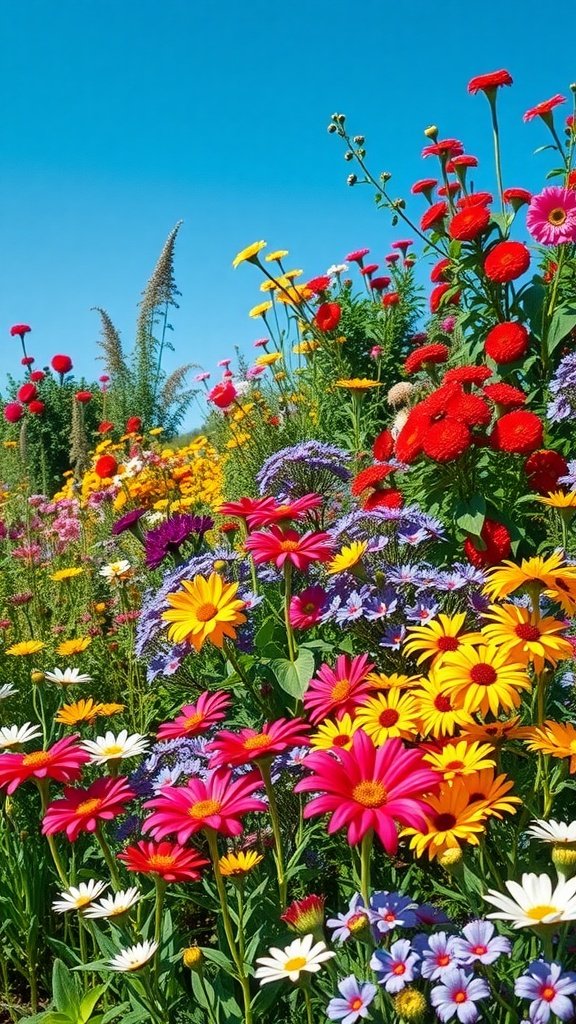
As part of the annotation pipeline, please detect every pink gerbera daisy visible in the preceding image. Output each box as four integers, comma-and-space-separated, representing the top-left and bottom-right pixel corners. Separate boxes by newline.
303, 653, 375, 724
156, 691, 231, 741
245, 526, 332, 571
0, 735, 90, 795
294, 731, 439, 851
206, 718, 310, 768
142, 769, 267, 842
42, 776, 134, 841
526, 186, 576, 245
245, 494, 323, 529
289, 586, 327, 629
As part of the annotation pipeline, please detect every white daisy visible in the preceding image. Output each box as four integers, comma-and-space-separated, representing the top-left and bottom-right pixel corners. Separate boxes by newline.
99, 560, 132, 583
527, 819, 576, 845
254, 933, 336, 985
484, 872, 576, 928
0, 722, 43, 749
44, 667, 93, 686
326, 263, 348, 276
84, 886, 140, 919
80, 730, 149, 763
52, 880, 108, 914
0, 684, 18, 700
108, 939, 158, 972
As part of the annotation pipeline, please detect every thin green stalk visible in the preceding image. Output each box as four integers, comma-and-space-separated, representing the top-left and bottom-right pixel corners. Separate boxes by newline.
283, 562, 297, 663
95, 827, 122, 890
206, 830, 253, 1024
360, 830, 373, 908
259, 760, 287, 907
37, 782, 69, 886
488, 96, 506, 215
302, 986, 314, 1024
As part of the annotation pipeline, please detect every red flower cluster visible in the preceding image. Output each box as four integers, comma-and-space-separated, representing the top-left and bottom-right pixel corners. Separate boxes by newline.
524, 449, 569, 494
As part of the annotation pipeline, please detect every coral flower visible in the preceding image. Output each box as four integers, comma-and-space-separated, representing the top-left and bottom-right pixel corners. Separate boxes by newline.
162, 573, 247, 651
315, 303, 342, 332
0, 735, 90, 795
117, 840, 208, 881
404, 344, 449, 375
437, 645, 531, 718
526, 186, 576, 245
218, 496, 277, 522
245, 526, 332, 571
468, 70, 513, 94
481, 605, 573, 673
448, 206, 491, 241
143, 769, 267, 842
295, 731, 439, 852
522, 721, 576, 773
207, 718, 310, 768
156, 691, 231, 741
42, 776, 134, 841
484, 241, 530, 282
355, 690, 420, 744
303, 653, 375, 724
289, 586, 327, 629
402, 778, 488, 859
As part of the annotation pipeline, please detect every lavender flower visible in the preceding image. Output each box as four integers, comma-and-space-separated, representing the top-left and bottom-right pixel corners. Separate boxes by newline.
515, 961, 576, 1023
559, 460, 576, 490
326, 976, 377, 1023
327, 895, 371, 943
364, 589, 398, 621
454, 920, 511, 966
430, 968, 490, 1023
405, 597, 439, 623
380, 624, 407, 650
548, 351, 576, 423
420, 933, 462, 980
257, 440, 351, 496
370, 939, 420, 992
369, 892, 418, 935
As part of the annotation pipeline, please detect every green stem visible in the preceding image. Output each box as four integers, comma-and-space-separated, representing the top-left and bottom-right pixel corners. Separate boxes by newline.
360, 830, 373, 908
206, 830, 253, 1024
95, 828, 122, 890
37, 782, 69, 886
302, 986, 314, 1024
259, 760, 287, 907
283, 562, 297, 663
154, 877, 166, 945
488, 95, 506, 216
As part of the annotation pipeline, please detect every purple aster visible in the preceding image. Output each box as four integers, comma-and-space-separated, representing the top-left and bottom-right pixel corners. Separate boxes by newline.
370, 939, 420, 993
430, 968, 490, 1023
468, 590, 490, 615
334, 588, 371, 624
257, 440, 351, 495
405, 598, 439, 623
414, 903, 450, 927
435, 571, 467, 592
547, 351, 576, 423
111, 507, 146, 536
452, 562, 486, 586
386, 564, 422, 586
145, 514, 213, 569
364, 588, 398, 621
380, 623, 407, 650
412, 565, 445, 590
420, 933, 462, 980
327, 976, 377, 1023
369, 891, 418, 935
515, 961, 576, 1023
398, 526, 430, 546
454, 920, 511, 966
327, 894, 371, 943
113, 813, 142, 842
558, 460, 576, 489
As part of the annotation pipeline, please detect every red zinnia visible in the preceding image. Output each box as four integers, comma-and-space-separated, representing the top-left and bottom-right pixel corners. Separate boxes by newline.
294, 731, 439, 852
491, 410, 543, 454
395, 407, 430, 463
94, 454, 118, 479
0, 735, 89, 796
42, 776, 134, 842
524, 94, 566, 123
447, 155, 479, 170
363, 487, 404, 511
75, 390, 92, 403
30, 370, 45, 382
51, 354, 73, 375
468, 70, 513, 95
157, 691, 231, 741
118, 840, 209, 882
446, 391, 492, 428
315, 302, 342, 332
443, 366, 492, 387
373, 429, 394, 462
484, 322, 529, 364
422, 418, 471, 463
17, 383, 37, 404
503, 188, 532, 208
351, 464, 395, 496
483, 382, 526, 409
404, 344, 449, 375
430, 283, 460, 313
457, 192, 493, 209
306, 275, 332, 294
143, 770, 267, 842
28, 400, 45, 416
21, 356, 34, 366
126, 416, 142, 433
370, 275, 391, 292
382, 292, 400, 307
4, 402, 24, 424
463, 519, 512, 568
484, 241, 530, 282
209, 380, 237, 409
346, 249, 370, 263
411, 178, 438, 195
245, 526, 332, 571
448, 206, 491, 241
524, 449, 569, 494
303, 653, 374, 725
422, 139, 464, 159
207, 718, 310, 768
98, 420, 114, 433
360, 264, 379, 277
10, 323, 31, 337
437, 182, 461, 198
421, 202, 448, 232
431, 258, 452, 283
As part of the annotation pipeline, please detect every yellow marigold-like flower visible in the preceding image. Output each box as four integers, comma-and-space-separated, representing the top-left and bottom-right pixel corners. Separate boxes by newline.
483, 551, 576, 614
260, 279, 277, 292
355, 689, 420, 744
97, 703, 126, 717
365, 671, 421, 691
149, 427, 164, 436
249, 301, 273, 319
232, 240, 267, 269
182, 946, 203, 970
404, 613, 480, 667
274, 372, 286, 382
51, 567, 84, 582
162, 573, 247, 652
423, 740, 496, 781
56, 637, 93, 657
522, 720, 576, 773
55, 698, 105, 725
401, 779, 488, 860
284, 269, 303, 280
310, 713, 361, 751
411, 670, 474, 738
255, 352, 283, 367
265, 249, 288, 262
436, 644, 531, 718
293, 341, 320, 356
326, 540, 368, 576
480, 604, 573, 673
5, 640, 46, 657
392, 988, 428, 1023
275, 284, 313, 305
460, 716, 521, 745
218, 850, 264, 876
461, 768, 521, 819
226, 432, 250, 449
3, 440, 17, 449
334, 378, 382, 392
536, 491, 576, 510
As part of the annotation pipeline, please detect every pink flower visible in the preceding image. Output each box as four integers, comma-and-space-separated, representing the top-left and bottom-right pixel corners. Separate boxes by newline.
245, 494, 323, 529
207, 718, 310, 768
295, 731, 439, 851
245, 526, 332, 571
4, 402, 24, 424
391, 240, 414, 253
0, 736, 90, 795
143, 769, 267, 842
346, 248, 370, 263
157, 691, 231, 741
526, 186, 576, 245
289, 586, 327, 629
370, 345, 384, 359
303, 653, 375, 724
42, 776, 134, 841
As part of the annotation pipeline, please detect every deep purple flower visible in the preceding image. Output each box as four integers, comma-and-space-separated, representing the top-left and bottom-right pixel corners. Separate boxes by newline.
515, 961, 576, 1023
370, 939, 420, 992
380, 624, 407, 650
414, 903, 450, 926
430, 968, 490, 1023
327, 894, 371, 943
145, 514, 213, 569
111, 507, 146, 536
364, 588, 398, 621
327, 976, 377, 1023
420, 933, 462, 980
454, 920, 511, 966
369, 891, 418, 934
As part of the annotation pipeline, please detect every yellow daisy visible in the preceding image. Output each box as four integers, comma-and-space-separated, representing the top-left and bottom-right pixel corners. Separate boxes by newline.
334, 378, 382, 392
412, 670, 474, 738
162, 573, 246, 652
355, 689, 420, 744
403, 613, 479, 666
57, 637, 92, 657
5, 640, 46, 657
365, 671, 421, 691
436, 644, 531, 718
97, 703, 126, 717
249, 301, 273, 319
460, 716, 521, 745
480, 604, 573, 673
483, 551, 576, 613
259, 279, 277, 293
219, 850, 264, 876
423, 740, 496, 781
275, 284, 313, 305
264, 249, 288, 263
310, 714, 362, 752
461, 769, 521, 819
232, 240, 266, 269
522, 720, 576, 773
293, 341, 320, 355
283, 269, 303, 280
401, 779, 488, 860
326, 540, 368, 576
50, 567, 84, 582
536, 491, 576, 510
255, 352, 283, 367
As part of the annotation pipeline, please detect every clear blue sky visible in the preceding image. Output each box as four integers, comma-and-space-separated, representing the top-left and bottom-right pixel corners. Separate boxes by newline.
2, 0, 575, 427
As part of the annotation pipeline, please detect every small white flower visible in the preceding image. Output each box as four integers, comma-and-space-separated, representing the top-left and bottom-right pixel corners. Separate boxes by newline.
484, 872, 576, 928
44, 667, 93, 686
0, 722, 43, 749
52, 880, 108, 913
84, 887, 141, 919
108, 939, 158, 972
527, 819, 576, 844
99, 560, 132, 583
80, 730, 149, 763
254, 933, 335, 985
144, 511, 165, 527
0, 684, 18, 700
326, 263, 347, 276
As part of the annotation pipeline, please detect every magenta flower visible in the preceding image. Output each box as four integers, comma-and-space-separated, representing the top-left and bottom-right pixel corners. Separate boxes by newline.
142, 769, 267, 842
289, 586, 327, 629
245, 526, 332, 571
303, 653, 374, 723
526, 187, 576, 245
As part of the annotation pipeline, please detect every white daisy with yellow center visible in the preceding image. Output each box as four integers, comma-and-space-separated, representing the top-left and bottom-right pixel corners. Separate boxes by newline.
80, 730, 149, 764
254, 933, 335, 985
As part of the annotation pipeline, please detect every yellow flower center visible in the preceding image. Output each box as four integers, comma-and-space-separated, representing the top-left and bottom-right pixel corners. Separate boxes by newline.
148, 854, 176, 870
348, 913, 368, 933
183, 712, 204, 730
284, 956, 307, 972
75, 895, 94, 907
393, 962, 407, 975
352, 780, 386, 807
22, 750, 52, 768
350, 998, 364, 1011
243, 733, 274, 751
541, 986, 556, 1002
195, 602, 218, 623
76, 798, 103, 816
526, 903, 558, 920
548, 207, 567, 225
331, 679, 351, 701
279, 539, 300, 552
103, 744, 124, 756
189, 799, 221, 819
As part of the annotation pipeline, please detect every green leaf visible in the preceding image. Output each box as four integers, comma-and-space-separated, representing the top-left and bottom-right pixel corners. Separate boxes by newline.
52, 960, 80, 1018
455, 494, 486, 540
200, 946, 237, 973
546, 306, 576, 355
79, 985, 108, 1022
270, 648, 315, 699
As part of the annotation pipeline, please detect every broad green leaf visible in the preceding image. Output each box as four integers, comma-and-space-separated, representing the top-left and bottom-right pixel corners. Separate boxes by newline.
546, 306, 576, 355
79, 984, 108, 1022
455, 495, 486, 540
52, 959, 80, 1018
270, 648, 315, 699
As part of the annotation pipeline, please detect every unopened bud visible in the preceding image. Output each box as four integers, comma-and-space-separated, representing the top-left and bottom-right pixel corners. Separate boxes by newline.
570, 83, 576, 93
347, 174, 357, 186
552, 845, 576, 879
182, 946, 203, 971
424, 125, 439, 140
344, 150, 354, 161
327, 123, 337, 134
438, 847, 463, 872
336, 113, 346, 124
31, 670, 44, 685
380, 171, 392, 182
392, 198, 406, 210
353, 135, 365, 145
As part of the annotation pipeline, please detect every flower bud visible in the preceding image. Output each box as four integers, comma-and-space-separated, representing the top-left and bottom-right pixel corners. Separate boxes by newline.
182, 946, 203, 971
344, 150, 354, 161
347, 174, 357, 186
438, 847, 463, 873
281, 895, 325, 934
353, 135, 365, 145
424, 125, 439, 140
31, 670, 45, 685
380, 171, 392, 182
552, 845, 576, 879
327, 123, 337, 133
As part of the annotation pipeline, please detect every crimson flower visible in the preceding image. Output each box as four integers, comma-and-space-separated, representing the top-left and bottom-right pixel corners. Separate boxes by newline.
157, 691, 231, 741
404, 344, 449, 375
305, 275, 332, 294
75, 390, 92, 403
126, 416, 142, 433
524, 94, 566, 123
483, 382, 526, 409
346, 248, 370, 263
118, 840, 209, 881
295, 731, 439, 851
484, 241, 530, 282
448, 206, 491, 241
28, 400, 45, 416
207, 718, 310, 768
421, 139, 464, 159
98, 420, 114, 433
245, 526, 332, 571
373, 428, 394, 462
94, 454, 118, 479
10, 324, 31, 337
524, 449, 569, 494
209, 380, 237, 409
4, 402, 24, 424
484, 322, 529, 364
430, 258, 452, 283
218, 496, 274, 522
463, 519, 511, 568
447, 155, 479, 169
21, 356, 34, 366
281, 895, 325, 933
0, 735, 90, 795
30, 370, 45, 382
421, 202, 448, 232
51, 354, 73, 375
411, 178, 438, 195
17, 383, 37, 404
370, 276, 391, 292
503, 188, 532, 209
491, 410, 544, 454
303, 653, 374, 724
143, 769, 267, 842
43, 776, 134, 841
315, 303, 342, 332
467, 70, 513, 95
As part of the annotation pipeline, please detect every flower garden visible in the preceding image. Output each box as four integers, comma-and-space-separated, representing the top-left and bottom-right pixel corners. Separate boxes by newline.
2, 70, 576, 1024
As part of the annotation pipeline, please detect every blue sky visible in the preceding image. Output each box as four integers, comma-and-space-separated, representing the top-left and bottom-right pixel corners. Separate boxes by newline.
2, 0, 575, 427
